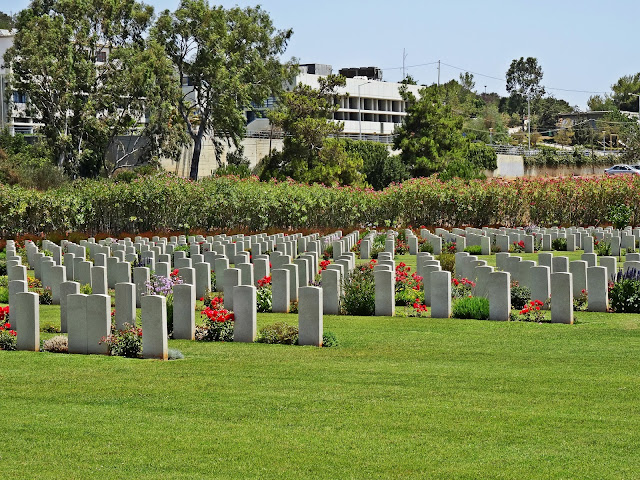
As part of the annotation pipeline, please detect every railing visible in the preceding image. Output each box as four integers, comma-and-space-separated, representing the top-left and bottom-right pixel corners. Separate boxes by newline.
488, 144, 622, 157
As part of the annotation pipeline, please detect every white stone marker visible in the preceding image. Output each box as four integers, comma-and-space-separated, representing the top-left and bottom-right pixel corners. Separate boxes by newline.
214, 258, 229, 292
141, 295, 168, 360
422, 265, 441, 306
59, 281, 79, 333
223, 268, 241, 311
374, 269, 395, 317
67, 294, 88, 354
282, 263, 299, 302
90, 265, 107, 296
194, 262, 211, 299
173, 283, 195, 340
474, 265, 494, 299
233, 285, 257, 343
16, 292, 39, 351
599, 256, 617, 282
552, 256, 569, 273
430, 270, 451, 318
272, 269, 290, 313
298, 286, 323, 347
569, 261, 588, 299
8, 279, 27, 333
530, 266, 550, 306
87, 294, 110, 355
322, 268, 341, 315
489, 271, 511, 321
551, 272, 573, 324
237, 262, 254, 286
587, 266, 608, 312
115, 282, 136, 331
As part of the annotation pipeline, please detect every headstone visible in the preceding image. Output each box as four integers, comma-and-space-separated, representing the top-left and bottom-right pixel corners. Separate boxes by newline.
115, 283, 136, 330
194, 262, 212, 299
374, 269, 395, 317
530, 266, 550, 306
282, 263, 299, 302
178, 267, 195, 286
214, 258, 229, 292
60, 281, 80, 333
16, 292, 39, 351
173, 283, 195, 340
552, 256, 569, 273
587, 266, 608, 312
87, 294, 110, 355
67, 294, 88, 354
430, 270, 451, 318
569, 261, 587, 299
237, 262, 254, 286
141, 295, 168, 360
488, 271, 511, 321
298, 286, 323, 347
223, 268, 241, 311
233, 285, 257, 343
50, 265, 67, 304
113, 261, 131, 285
551, 272, 573, 324
8, 280, 27, 333
599, 256, 617, 282
321, 269, 340, 315
272, 269, 290, 313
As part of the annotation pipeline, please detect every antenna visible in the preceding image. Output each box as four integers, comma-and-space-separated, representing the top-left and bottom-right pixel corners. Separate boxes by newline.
402, 49, 408, 80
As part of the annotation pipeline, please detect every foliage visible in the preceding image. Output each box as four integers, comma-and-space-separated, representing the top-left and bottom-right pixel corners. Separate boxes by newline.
256, 322, 298, 345
101, 323, 143, 358
513, 300, 546, 322
394, 84, 474, 178
594, 239, 611, 256
437, 253, 455, 274
341, 139, 409, 190
341, 260, 376, 316
79, 284, 92, 295
510, 281, 531, 310
38, 287, 53, 305
322, 331, 339, 348
0, 286, 7, 304
505, 57, 545, 105
41, 322, 60, 333
0, 306, 15, 350
552, 238, 567, 251
574, 289, 588, 312
525, 146, 613, 168
418, 240, 434, 254
464, 245, 482, 255
608, 204, 632, 230
197, 297, 234, 341
7, 174, 640, 236
395, 262, 423, 306
154, 0, 294, 180
6, 0, 186, 177
509, 240, 525, 253
42, 335, 69, 353
608, 269, 640, 313
452, 296, 489, 320
451, 277, 475, 299
261, 75, 365, 186
466, 142, 498, 171
257, 275, 272, 313
146, 270, 182, 335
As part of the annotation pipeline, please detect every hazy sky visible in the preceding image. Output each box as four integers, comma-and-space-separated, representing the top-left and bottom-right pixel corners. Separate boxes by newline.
7, 0, 640, 109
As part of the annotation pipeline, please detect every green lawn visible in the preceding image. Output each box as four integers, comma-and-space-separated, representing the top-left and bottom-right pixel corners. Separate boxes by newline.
2, 303, 640, 478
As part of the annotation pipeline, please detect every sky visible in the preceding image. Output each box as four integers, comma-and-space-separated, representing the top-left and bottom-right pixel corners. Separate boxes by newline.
7, 0, 640, 109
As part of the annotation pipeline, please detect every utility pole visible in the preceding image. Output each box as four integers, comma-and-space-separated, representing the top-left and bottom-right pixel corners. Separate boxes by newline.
437, 60, 441, 88
402, 48, 407, 81
603, 131, 606, 155
527, 94, 531, 152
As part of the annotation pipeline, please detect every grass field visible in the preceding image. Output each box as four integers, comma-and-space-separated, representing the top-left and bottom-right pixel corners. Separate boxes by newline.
2, 299, 640, 479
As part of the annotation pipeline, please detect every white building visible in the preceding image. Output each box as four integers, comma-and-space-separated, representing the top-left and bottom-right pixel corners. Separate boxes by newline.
0, 29, 40, 135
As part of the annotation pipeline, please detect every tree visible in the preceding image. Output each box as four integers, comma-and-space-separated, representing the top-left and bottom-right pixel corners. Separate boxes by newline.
532, 96, 572, 134
341, 139, 408, 190
5, 0, 186, 176
153, 0, 294, 180
393, 84, 470, 177
0, 11, 15, 29
506, 57, 546, 100
259, 74, 365, 186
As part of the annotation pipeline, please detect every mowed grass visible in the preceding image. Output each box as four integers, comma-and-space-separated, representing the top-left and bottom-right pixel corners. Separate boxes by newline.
1, 302, 640, 479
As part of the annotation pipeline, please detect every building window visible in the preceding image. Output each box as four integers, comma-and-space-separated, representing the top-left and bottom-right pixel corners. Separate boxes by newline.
96, 51, 107, 62
12, 92, 27, 104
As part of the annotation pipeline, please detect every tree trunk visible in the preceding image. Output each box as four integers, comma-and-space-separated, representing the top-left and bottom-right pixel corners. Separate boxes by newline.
189, 133, 203, 181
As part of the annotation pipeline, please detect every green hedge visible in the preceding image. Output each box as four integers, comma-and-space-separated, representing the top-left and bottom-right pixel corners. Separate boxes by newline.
1, 173, 640, 235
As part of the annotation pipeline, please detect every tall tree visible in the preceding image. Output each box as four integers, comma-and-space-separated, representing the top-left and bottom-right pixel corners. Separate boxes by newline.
260, 74, 364, 186
393, 84, 470, 177
5, 0, 186, 176
506, 57, 546, 99
0, 11, 15, 29
153, 0, 294, 180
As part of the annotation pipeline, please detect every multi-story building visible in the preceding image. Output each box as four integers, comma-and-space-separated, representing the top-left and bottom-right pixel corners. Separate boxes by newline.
0, 29, 40, 135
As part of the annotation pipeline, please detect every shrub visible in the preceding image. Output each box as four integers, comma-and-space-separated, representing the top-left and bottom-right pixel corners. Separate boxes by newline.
464, 245, 482, 255
437, 253, 455, 274
173, 244, 191, 257
257, 322, 298, 345
341, 261, 376, 316
322, 331, 339, 347
418, 240, 434, 254
395, 262, 423, 306
38, 287, 53, 305
256, 275, 272, 313
552, 238, 567, 251
513, 300, 546, 322
0, 286, 8, 303
0, 309, 16, 350
80, 283, 92, 295
451, 277, 475, 299
574, 289, 588, 311
0, 261, 6, 277
197, 297, 234, 342
101, 323, 143, 358
42, 335, 68, 353
609, 269, 640, 313
452, 296, 489, 319
608, 204, 632, 230
594, 239, 611, 256
509, 240, 525, 253
510, 281, 531, 310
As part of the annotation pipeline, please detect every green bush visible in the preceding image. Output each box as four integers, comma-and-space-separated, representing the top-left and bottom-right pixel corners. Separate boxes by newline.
609, 270, 640, 313
80, 283, 92, 295
257, 286, 272, 313
101, 323, 142, 358
257, 322, 298, 345
418, 241, 434, 253
463, 245, 483, 255
0, 261, 6, 277
341, 263, 375, 316
511, 282, 531, 310
452, 296, 489, 320
594, 240, 611, 256
437, 253, 455, 275
322, 331, 339, 347
552, 238, 567, 251
0, 286, 7, 303
467, 142, 498, 170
